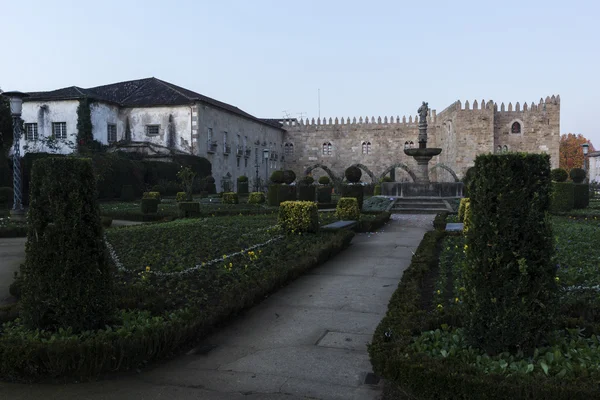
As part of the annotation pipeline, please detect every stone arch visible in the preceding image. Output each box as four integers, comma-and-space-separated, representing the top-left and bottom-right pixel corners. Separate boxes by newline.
349, 163, 376, 182
304, 163, 339, 183
430, 163, 460, 182
380, 163, 417, 182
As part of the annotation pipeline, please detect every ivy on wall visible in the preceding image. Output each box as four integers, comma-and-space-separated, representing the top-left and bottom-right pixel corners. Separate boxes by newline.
76, 97, 103, 153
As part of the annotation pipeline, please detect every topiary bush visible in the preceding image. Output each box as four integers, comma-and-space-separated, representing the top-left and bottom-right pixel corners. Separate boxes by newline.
278, 185, 297, 202
270, 170, 284, 184
204, 176, 217, 194
282, 170, 296, 185
237, 175, 249, 194
464, 153, 555, 354
267, 184, 281, 206
573, 183, 590, 209
141, 198, 159, 214
302, 176, 315, 185
317, 186, 332, 203
298, 184, 316, 202
335, 197, 360, 220
248, 192, 265, 204
278, 201, 318, 234
318, 176, 331, 185
462, 166, 476, 197
176, 192, 188, 202
142, 191, 161, 202
120, 185, 135, 202
550, 182, 574, 213
344, 166, 362, 183
21, 157, 114, 332
178, 201, 200, 218
458, 197, 470, 222
373, 184, 381, 196
570, 168, 586, 184
222, 192, 239, 204
551, 168, 568, 182
0, 186, 13, 209
341, 184, 364, 210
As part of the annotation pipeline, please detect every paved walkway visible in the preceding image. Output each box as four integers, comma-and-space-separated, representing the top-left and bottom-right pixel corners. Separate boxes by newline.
0, 215, 433, 400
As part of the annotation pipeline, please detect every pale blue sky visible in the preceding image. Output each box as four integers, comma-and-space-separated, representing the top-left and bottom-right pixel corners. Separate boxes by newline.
1, 0, 598, 145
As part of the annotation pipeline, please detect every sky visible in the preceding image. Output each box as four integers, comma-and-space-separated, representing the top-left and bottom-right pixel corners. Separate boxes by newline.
1, 0, 599, 145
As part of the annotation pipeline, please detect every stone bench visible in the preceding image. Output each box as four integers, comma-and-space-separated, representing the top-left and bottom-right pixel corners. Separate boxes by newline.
321, 220, 357, 231
445, 222, 464, 232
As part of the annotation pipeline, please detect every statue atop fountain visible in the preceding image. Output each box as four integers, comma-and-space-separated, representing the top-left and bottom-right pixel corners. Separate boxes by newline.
404, 101, 442, 183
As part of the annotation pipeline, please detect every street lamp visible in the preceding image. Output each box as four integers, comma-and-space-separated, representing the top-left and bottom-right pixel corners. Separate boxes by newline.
263, 148, 270, 189
582, 143, 589, 182
2, 91, 29, 220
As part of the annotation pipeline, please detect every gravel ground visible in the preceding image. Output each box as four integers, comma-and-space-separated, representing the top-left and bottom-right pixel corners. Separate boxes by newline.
389, 213, 435, 229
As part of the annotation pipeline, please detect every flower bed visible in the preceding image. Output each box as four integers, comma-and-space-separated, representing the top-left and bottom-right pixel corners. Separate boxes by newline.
0, 216, 27, 238
369, 214, 600, 399
0, 215, 355, 382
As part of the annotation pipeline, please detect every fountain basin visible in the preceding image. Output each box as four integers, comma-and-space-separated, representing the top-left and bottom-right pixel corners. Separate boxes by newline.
403, 148, 442, 157
381, 182, 464, 198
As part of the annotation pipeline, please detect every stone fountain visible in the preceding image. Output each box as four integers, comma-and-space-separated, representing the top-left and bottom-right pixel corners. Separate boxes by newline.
403, 101, 442, 183
381, 101, 463, 203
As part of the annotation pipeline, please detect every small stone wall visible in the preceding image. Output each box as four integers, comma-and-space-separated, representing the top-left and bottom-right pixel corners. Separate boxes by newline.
381, 182, 464, 198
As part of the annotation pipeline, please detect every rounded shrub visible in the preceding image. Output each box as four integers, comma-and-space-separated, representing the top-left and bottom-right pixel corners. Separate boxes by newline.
205, 176, 215, 184
237, 175, 248, 183
278, 201, 319, 234
381, 176, 393, 183
318, 176, 331, 185
22, 157, 114, 333
270, 170, 284, 184
282, 170, 296, 184
345, 166, 362, 183
301, 176, 314, 185
222, 192, 239, 204
550, 168, 568, 182
248, 192, 265, 204
569, 168, 586, 184
336, 197, 360, 220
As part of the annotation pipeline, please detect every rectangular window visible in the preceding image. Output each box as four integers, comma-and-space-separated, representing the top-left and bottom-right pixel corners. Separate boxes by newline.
52, 122, 67, 139
237, 157, 240, 168
208, 127, 213, 142
244, 158, 248, 168
107, 124, 117, 143
223, 131, 228, 145
146, 125, 160, 136
25, 123, 38, 140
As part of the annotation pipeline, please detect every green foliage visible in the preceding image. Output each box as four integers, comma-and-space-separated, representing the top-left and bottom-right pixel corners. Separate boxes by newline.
248, 192, 265, 204
282, 170, 296, 184
120, 185, 135, 202
433, 212, 448, 231
237, 175, 248, 182
573, 184, 590, 209
336, 197, 360, 220
124, 117, 131, 141
76, 97, 102, 153
570, 168, 586, 184
141, 198, 159, 214
21, 157, 113, 332
381, 176, 393, 183
178, 201, 200, 218
279, 185, 296, 202
464, 153, 555, 354
458, 198, 470, 222
267, 184, 280, 206
341, 184, 364, 210
142, 191, 161, 201
270, 170, 284, 184
318, 176, 330, 185
176, 192, 189, 202
237, 181, 249, 194
551, 168, 569, 182
278, 201, 318, 234
374, 184, 381, 195
317, 186, 332, 203
298, 185, 316, 201
100, 216, 113, 228
463, 201, 472, 233
344, 165, 362, 183
223, 192, 239, 204
177, 166, 196, 199
550, 182, 574, 213
462, 166, 476, 197
0, 186, 13, 208
205, 175, 215, 184
0, 93, 12, 154
172, 154, 211, 182
301, 176, 314, 185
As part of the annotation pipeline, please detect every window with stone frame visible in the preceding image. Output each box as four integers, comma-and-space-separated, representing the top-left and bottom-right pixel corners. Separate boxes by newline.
146, 125, 160, 136
362, 141, 371, 154
323, 142, 332, 155
284, 142, 294, 156
52, 122, 67, 139
25, 123, 38, 141
107, 124, 117, 143
511, 122, 521, 134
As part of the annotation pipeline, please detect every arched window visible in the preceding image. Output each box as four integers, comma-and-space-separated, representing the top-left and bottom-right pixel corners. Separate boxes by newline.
404, 141, 410, 150
323, 142, 332, 155
511, 122, 521, 134
362, 141, 371, 154
409, 141, 414, 149
497, 145, 502, 153
503, 145, 509, 153
284, 142, 294, 156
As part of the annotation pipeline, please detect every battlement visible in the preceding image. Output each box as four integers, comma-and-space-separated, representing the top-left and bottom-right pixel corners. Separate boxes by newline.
281, 109, 437, 129
456, 95, 560, 112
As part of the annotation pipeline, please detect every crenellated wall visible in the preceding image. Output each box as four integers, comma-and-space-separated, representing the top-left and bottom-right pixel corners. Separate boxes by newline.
282, 95, 560, 182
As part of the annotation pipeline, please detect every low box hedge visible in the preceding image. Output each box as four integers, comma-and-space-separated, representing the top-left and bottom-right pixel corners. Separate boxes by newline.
179, 202, 201, 218
550, 182, 574, 213
141, 198, 159, 214
573, 183, 590, 209
356, 211, 390, 232
368, 229, 600, 399
278, 201, 319, 234
222, 192, 239, 204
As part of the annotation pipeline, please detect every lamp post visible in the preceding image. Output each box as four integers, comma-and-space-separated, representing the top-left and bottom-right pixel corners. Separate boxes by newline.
263, 149, 270, 190
2, 91, 29, 220
582, 143, 589, 182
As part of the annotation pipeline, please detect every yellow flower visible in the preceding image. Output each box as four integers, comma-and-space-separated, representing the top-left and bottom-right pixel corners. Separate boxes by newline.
491, 298, 497, 303
436, 304, 443, 310
223, 255, 227, 259
455, 297, 459, 303
436, 290, 441, 295
229, 262, 233, 268
146, 266, 151, 272
555, 276, 560, 282
459, 287, 466, 292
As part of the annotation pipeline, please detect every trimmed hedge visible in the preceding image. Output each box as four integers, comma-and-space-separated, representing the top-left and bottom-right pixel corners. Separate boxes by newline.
270, 170, 284, 184
248, 192, 265, 204
458, 198, 470, 222
222, 192, 239, 204
464, 153, 555, 354
551, 168, 568, 182
267, 184, 280, 206
176, 192, 188, 202
237, 181, 249, 195
141, 198, 159, 214
345, 166, 362, 183
179, 202, 201, 218
433, 212, 448, 231
282, 170, 296, 184
318, 176, 330, 185
142, 191, 161, 201
570, 168, 586, 184
573, 183, 590, 209
374, 184, 381, 196
298, 184, 316, 201
120, 185, 135, 202
341, 184, 364, 210
369, 229, 599, 400
21, 157, 114, 332
550, 182, 574, 213
356, 211, 390, 232
336, 197, 360, 220
278, 201, 319, 234
317, 186, 332, 203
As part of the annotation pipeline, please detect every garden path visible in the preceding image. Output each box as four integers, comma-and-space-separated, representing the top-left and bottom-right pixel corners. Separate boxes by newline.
0, 215, 434, 400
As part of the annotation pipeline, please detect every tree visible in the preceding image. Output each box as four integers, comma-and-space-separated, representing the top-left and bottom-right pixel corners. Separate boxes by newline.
560, 133, 594, 173
0, 88, 13, 155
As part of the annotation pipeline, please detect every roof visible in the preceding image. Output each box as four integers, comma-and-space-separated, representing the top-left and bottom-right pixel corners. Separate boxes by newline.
25, 77, 284, 130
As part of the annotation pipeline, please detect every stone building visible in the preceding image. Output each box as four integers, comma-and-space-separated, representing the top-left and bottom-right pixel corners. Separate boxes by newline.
20, 77, 560, 187
281, 96, 561, 183
20, 78, 285, 190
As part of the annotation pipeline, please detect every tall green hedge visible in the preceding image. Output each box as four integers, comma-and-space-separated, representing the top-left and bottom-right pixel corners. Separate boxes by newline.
550, 182, 574, 213
464, 153, 556, 354
298, 184, 315, 201
21, 157, 114, 332
573, 183, 589, 209
341, 184, 364, 210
